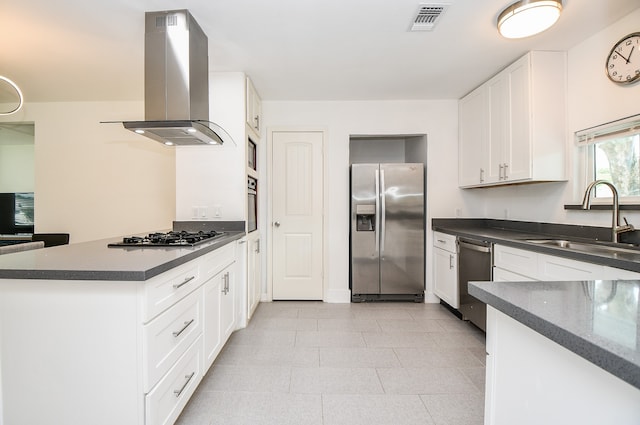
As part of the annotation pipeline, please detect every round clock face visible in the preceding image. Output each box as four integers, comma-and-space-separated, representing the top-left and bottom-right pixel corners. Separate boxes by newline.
606, 32, 640, 84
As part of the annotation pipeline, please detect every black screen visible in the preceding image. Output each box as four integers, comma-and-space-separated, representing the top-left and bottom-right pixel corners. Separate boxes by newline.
0, 193, 34, 234
0, 193, 15, 234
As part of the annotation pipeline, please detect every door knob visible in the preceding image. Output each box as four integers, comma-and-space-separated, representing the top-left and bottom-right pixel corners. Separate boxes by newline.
274, 221, 281, 227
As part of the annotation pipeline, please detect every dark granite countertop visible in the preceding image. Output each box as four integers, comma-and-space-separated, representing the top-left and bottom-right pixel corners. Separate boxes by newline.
432, 218, 640, 273
470, 279, 640, 390
0, 231, 245, 281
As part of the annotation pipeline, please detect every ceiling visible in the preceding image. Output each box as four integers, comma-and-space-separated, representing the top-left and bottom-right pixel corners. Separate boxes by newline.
2, 0, 638, 102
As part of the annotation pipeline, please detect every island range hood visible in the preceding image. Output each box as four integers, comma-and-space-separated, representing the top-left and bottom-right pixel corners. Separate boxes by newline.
123, 10, 233, 146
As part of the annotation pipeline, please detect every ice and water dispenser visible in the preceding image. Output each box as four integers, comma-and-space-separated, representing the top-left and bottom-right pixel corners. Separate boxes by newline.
355, 204, 376, 231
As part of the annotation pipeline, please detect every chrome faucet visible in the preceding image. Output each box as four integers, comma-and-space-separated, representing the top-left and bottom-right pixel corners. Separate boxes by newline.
581, 180, 634, 243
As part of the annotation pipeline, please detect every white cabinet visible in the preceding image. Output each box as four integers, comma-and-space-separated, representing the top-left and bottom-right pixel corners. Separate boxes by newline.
537, 252, 604, 281
494, 243, 639, 282
202, 242, 236, 370
458, 85, 489, 186
220, 265, 236, 342
247, 232, 261, 319
602, 266, 640, 280
0, 242, 239, 425
203, 270, 223, 369
458, 51, 567, 188
493, 266, 535, 282
493, 245, 537, 279
485, 306, 640, 425
143, 289, 203, 392
433, 232, 459, 308
246, 77, 262, 137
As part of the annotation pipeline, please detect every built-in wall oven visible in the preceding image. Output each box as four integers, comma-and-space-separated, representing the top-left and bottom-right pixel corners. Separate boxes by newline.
247, 177, 257, 233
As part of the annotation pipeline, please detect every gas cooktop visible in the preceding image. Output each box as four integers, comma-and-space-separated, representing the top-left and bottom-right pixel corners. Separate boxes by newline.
108, 230, 224, 247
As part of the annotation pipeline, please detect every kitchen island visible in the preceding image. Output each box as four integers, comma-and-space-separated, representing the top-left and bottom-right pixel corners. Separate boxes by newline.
470, 279, 640, 425
0, 231, 244, 425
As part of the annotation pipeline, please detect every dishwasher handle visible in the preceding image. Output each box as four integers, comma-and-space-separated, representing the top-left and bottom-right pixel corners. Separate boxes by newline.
458, 240, 492, 253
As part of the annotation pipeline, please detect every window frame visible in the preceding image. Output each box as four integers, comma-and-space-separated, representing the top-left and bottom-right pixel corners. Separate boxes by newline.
576, 114, 640, 206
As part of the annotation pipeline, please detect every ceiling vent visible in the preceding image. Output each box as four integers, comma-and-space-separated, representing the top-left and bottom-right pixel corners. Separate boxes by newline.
410, 3, 449, 31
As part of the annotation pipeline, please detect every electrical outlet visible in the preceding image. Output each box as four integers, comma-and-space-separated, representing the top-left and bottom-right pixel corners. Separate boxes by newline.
213, 204, 221, 218
455, 208, 462, 217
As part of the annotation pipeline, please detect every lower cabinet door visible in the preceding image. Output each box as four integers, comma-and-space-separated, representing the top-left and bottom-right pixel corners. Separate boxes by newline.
145, 335, 203, 425
220, 266, 236, 341
433, 247, 459, 308
203, 272, 223, 371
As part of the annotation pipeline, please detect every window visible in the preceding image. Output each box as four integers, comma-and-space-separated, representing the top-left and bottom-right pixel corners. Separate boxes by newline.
576, 114, 640, 202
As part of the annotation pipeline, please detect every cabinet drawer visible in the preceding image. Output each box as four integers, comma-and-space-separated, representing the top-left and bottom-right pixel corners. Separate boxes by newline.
143, 261, 201, 322
143, 289, 202, 392
493, 266, 536, 282
494, 244, 537, 278
433, 232, 457, 253
201, 243, 236, 281
145, 335, 203, 425
538, 252, 604, 280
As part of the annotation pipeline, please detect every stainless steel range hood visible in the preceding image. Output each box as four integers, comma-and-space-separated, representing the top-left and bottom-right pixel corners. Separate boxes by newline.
122, 10, 232, 146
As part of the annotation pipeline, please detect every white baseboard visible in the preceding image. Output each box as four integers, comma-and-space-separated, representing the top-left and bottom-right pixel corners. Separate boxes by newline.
324, 288, 351, 303
424, 292, 440, 304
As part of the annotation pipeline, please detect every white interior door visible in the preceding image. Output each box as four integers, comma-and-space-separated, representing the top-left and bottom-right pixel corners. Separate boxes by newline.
271, 131, 324, 300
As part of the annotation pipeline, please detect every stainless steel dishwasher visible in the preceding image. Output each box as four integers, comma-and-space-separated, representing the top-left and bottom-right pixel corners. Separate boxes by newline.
457, 237, 493, 331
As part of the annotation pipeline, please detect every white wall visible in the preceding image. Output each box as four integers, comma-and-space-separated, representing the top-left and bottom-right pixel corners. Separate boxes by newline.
471, 8, 640, 228
263, 100, 461, 302
175, 72, 247, 222
0, 101, 176, 243
0, 144, 34, 193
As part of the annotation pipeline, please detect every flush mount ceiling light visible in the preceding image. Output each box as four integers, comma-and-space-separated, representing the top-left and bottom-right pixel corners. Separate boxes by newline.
497, 0, 562, 39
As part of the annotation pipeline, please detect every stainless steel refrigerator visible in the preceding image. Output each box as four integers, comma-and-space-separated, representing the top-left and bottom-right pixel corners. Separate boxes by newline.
350, 163, 425, 302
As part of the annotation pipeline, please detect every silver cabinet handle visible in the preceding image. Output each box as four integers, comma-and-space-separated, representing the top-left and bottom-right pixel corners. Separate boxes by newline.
172, 319, 195, 338
173, 275, 195, 289
221, 272, 230, 294
480, 168, 485, 183
173, 372, 195, 398
254, 115, 260, 130
499, 164, 504, 180
274, 221, 281, 227
437, 239, 446, 243
503, 163, 508, 180
449, 254, 454, 269
255, 239, 260, 253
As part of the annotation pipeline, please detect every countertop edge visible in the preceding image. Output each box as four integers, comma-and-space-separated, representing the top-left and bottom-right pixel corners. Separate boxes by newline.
0, 232, 245, 281
469, 281, 640, 390
432, 224, 640, 273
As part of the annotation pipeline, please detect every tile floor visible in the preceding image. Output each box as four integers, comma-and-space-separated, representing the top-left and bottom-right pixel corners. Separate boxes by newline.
176, 301, 486, 425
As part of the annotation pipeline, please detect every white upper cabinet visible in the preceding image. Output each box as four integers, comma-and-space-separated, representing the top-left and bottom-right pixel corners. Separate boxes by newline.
459, 51, 567, 188
458, 85, 489, 186
246, 77, 262, 137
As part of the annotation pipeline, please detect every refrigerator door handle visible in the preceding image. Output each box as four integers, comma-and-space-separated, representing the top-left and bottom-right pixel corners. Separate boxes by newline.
374, 169, 380, 253
380, 169, 386, 254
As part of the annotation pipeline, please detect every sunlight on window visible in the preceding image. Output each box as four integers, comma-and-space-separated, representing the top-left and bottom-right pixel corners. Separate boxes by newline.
593, 135, 640, 198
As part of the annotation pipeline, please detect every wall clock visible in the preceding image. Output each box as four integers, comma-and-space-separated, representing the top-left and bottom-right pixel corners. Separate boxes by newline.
605, 32, 640, 85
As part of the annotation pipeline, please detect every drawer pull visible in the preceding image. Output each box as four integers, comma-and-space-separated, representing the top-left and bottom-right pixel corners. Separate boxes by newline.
437, 239, 446, 243
173, 275, 195, 289
173, 372, 196, 398
172, 319, 195, 338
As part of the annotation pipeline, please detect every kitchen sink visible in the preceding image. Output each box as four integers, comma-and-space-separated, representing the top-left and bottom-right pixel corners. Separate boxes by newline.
525, 239, 640, 257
